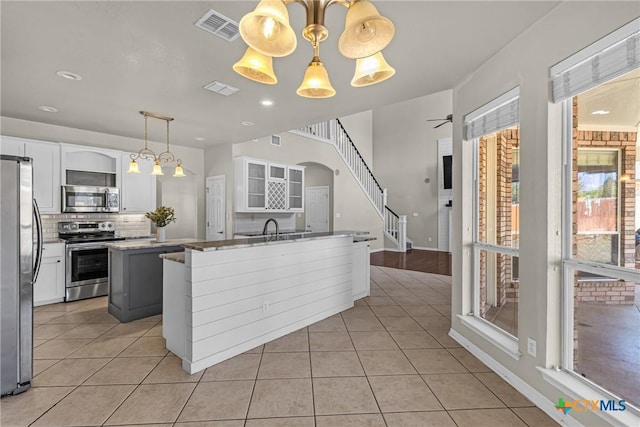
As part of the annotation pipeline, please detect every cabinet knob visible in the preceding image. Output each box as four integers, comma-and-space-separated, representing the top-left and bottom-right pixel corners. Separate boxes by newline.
57, 260, 61, 263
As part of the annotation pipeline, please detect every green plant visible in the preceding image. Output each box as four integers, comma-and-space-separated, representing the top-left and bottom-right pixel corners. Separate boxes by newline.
145, 206, 176, 228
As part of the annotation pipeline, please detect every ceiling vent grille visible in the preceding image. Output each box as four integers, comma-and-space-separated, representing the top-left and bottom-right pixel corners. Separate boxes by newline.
270, 135, 282, 146
204, 81, 239, 96
195, 9, 239, 42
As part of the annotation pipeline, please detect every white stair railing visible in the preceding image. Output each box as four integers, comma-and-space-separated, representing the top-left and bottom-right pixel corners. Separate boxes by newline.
292, 118, 406, 252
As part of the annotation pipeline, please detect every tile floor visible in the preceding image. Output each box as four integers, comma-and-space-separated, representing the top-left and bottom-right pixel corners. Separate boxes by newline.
1, 266, 558, 427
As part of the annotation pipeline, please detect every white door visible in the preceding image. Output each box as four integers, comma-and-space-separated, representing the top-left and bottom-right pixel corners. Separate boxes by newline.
305, 186, 329, 233
206, 175, 226, 240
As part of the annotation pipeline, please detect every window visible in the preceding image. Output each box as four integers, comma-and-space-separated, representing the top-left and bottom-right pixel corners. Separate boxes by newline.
465, 87, 521, 341
556, 18, 640, 410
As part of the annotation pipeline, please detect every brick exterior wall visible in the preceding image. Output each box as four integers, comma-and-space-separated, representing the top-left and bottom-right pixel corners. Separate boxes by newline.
572, 98, 637, 306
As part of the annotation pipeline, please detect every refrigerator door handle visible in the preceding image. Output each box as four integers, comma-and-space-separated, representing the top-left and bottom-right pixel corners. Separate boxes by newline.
33, 198, 43, 284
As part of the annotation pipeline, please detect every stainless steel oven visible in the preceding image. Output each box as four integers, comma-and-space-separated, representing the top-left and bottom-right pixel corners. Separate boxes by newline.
65, 242, 110, 301
59, 221, 123, 301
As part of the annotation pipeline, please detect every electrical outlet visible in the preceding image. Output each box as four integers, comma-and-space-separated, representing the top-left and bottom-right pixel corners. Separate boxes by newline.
428, 237, 432, 242
527, 338, 537, 357
262, 301, 270, 313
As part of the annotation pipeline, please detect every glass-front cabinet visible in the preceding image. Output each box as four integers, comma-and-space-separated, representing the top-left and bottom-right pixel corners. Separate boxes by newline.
287, 166, 304, 212
234, 157, 304, 212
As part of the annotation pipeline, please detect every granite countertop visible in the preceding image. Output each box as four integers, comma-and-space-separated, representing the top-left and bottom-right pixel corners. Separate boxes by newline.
105, 238, 195, 250
43, 238, 65, 244
160, 252, 185, 263
183, 230, 372, 252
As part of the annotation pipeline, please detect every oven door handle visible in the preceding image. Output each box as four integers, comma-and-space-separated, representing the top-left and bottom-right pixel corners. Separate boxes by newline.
67, 244, 109, 252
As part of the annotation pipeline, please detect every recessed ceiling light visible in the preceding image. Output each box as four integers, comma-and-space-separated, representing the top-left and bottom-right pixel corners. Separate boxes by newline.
38, 106, 58, 113
56, 71, 82, 81
241, 121, 254, 126
194, 137, 206, 141
260, 100, 274, 107
591, 110, 610, 115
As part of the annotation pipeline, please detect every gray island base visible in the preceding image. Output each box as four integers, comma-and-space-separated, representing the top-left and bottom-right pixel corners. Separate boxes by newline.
106, 239, 193, 323
162, 232, 372, 374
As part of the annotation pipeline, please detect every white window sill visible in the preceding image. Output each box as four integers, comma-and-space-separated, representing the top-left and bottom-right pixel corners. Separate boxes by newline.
538, 367, 640, 427
457, 314, 521, 360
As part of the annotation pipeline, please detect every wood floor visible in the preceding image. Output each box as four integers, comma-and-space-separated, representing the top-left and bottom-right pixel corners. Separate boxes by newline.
371, 249, 452, 276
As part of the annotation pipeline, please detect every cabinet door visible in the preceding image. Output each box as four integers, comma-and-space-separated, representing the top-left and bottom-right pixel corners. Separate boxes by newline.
0, 136, 25, 156
121, 153, 156, 213
268, 163, 286, 180
25, 141, 61, 213
287, 166, 304, 212
246, 160, 267, 210
33, 244, 65, 306
352, 241, 371, 300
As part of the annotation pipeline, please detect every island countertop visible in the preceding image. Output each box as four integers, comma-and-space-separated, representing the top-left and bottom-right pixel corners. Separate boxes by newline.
182, 230, 372, 252
105, 238, 195, 250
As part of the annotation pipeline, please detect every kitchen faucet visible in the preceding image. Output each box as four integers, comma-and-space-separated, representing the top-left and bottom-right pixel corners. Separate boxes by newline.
262, 218, 279, 236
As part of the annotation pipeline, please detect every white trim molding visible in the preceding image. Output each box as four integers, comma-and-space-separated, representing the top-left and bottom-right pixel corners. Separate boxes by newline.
457, 314, 521, 360
449, 328, 582, 427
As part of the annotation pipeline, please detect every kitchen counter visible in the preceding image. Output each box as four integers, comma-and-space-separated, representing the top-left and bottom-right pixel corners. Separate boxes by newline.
159, 252, 185, 264
183, 230, 370, 252
166, 232, 373, 374
106, 238, 195, 250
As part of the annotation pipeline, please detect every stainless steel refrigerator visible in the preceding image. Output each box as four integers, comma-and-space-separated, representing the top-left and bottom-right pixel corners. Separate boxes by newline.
1, 155, 43, 396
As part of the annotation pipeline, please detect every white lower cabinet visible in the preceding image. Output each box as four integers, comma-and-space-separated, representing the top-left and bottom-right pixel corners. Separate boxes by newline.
34, 243, 65, 306
352, 240, 371, 300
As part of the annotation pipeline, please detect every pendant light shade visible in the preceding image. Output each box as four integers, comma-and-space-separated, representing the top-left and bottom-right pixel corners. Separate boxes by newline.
128, 159, 141, 174
233, 47, 277, 84
173, 163, 186, 178
351, 51, 395, 87
296, 57, 336, 98
239, 0, 297, 57
338, 0, 395, 59
151, 160, 164, 176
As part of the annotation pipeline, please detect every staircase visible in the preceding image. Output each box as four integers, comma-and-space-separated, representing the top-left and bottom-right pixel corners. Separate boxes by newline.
291, 119, 407, 252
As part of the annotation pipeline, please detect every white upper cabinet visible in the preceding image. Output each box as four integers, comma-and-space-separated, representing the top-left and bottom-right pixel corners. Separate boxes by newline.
1, 136, 61, 213
60, 143, 121, 186
0, 136, 25, 156
235, 157, 267, 211
25, 141, 61, 213
234, 157, 305, 213
120, 153, 156, 213
287, 166, 304, 212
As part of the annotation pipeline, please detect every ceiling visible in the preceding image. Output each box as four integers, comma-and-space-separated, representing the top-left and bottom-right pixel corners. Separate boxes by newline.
0, 1, 564, 149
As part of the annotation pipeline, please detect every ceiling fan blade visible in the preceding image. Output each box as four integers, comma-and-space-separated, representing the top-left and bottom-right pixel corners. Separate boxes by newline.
427, 118, 446, 122
434, 121, 448, 129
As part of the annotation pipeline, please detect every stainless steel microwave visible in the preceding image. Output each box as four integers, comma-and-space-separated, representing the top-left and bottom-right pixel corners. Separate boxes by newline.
61, 185, 119, 213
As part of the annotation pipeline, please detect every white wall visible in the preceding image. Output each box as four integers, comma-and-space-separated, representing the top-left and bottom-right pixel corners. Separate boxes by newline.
339, 110, 374, 166
451, 3, 638, 426
1, 116, 207, 239
372, 89, 453, 249
296, 163, 334, 232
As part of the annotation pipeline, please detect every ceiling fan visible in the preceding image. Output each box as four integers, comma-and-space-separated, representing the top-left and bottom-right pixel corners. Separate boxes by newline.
427, 114, 453, 129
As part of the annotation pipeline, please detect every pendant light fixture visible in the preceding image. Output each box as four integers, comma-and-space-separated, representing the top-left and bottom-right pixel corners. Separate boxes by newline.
128, 111, 186, 178
234, 0, 395, 98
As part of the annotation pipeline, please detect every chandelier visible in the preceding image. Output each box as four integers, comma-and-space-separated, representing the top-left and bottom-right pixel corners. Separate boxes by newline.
128, 111, 185, 178
233, 0, 396, 98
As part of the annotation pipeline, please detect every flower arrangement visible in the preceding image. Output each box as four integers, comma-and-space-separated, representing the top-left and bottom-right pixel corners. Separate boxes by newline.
145, 206, 176, 228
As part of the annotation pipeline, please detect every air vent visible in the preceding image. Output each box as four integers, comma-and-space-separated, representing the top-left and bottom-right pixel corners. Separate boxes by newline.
204, 81, 239, 96
270, 135, 281, 146
195, 9, 240, 42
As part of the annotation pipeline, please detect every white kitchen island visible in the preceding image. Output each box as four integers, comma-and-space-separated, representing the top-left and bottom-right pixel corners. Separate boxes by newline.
161, 232, 372, 374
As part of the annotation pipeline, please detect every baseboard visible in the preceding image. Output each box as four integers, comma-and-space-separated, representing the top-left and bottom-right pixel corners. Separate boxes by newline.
448, 328, 581, 427
411, 245, 450, 252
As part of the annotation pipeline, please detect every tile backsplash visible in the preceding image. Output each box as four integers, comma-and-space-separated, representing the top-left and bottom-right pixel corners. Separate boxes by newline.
42, 213, 151, 241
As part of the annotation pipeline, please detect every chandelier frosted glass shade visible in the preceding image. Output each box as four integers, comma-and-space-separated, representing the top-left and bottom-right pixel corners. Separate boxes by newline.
296, 58, 336, 98
338, 0, 395, 59
127, 160, 141, 174
233, 47, 277, 84
239, 0, 297, 57
151, 161, 164, 176
351, 51, 395, 87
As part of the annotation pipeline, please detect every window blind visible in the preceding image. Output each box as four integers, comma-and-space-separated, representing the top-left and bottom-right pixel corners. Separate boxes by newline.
550, 18, 640, 103
464, 87, 520, 140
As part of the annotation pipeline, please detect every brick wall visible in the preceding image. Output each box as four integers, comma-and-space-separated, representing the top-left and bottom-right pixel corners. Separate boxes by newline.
572, 97, 637, 305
